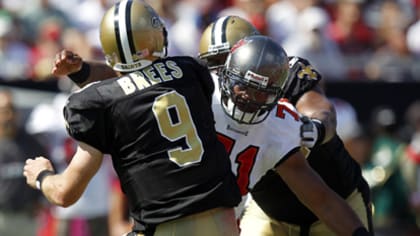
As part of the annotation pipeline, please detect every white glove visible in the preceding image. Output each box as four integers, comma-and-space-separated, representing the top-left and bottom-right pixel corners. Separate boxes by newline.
300, 116, 325, 148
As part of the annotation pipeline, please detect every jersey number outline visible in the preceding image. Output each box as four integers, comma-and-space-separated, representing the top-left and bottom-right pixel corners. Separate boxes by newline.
217, 102, 300, 195
153, 91, 204, 166
217, 133, 258, 195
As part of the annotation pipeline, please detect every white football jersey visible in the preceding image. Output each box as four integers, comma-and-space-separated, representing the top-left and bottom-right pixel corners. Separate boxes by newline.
210, 72, 303, 217
212, 76, 301, 190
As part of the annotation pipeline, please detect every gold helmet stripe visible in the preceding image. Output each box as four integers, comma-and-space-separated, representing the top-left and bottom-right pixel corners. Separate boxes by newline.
114, 0, 134, 64
211, 16, 230, 47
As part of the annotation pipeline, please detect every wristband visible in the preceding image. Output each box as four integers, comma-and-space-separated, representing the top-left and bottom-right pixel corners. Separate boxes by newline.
352, 226, 370, 236
312, 118, 325, 145
36, 169, 55, 191
68, 62, 90, 84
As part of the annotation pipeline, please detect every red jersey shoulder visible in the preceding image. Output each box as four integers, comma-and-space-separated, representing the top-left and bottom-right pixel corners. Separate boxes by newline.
274, 99, 300, 122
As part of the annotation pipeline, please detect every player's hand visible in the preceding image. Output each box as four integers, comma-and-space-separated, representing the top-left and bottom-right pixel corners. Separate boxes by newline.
52, 50, 83, 76
23, 157, 55, 189
300, 116, 324, 148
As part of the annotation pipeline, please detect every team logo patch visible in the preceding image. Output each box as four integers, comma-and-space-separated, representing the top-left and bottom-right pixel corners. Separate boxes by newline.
208, 42, 230, 53
297, 65, 318, 80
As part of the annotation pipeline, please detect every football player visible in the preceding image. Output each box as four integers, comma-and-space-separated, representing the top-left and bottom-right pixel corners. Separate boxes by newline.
239, 57, 373, 236
200, 16, 372, 236
23, 1, 241, 236
50, 16, 371, 236
213, 35, 369, 236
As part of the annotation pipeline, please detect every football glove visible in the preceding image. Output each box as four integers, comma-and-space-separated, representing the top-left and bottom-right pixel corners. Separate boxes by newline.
300, 116, 325, 148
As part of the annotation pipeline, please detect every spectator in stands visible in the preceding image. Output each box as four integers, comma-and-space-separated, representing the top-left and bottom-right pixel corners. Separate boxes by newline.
364, 0, 419, 82
365, 0, 413, 42
265, 0, 347, 80
27, 18, 63, 80
407, 0, 420, 59
18, 0, 71, 46
326, 0, 374, 80
326, 0, 374, 53
63, 0, 111, 51
168, 0, 222, 56
364, 26, 419, 82
282, 6, 347, 80
400, 100, 420, 232
0, 89, 47, 236
219, 0, 269, 34
266, 0, 321, 44
0, 9, 31, 80
363, 106, 415, 235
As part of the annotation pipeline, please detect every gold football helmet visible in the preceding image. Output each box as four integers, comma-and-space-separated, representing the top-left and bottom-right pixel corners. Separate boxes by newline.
100, 0, 167, 72
198, 16, 260, 70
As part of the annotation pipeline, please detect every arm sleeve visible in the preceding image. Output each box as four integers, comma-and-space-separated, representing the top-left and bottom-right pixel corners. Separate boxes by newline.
63, 91, 110, 153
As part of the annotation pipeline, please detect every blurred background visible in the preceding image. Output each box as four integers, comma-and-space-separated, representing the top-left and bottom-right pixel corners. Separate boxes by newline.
0, 0, 419, 236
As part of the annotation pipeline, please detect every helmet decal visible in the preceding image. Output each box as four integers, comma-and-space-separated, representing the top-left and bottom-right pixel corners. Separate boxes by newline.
114, 0, 135, 64
230, 38, 247, 53
244, 70, 269, 88
210, 16, 231, 51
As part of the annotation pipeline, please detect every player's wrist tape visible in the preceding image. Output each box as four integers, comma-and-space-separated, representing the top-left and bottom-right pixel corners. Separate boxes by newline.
68, 62, 90, 84
36, 169, 55, 191
352, 226, 370, 236
311, 118, 325, 146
